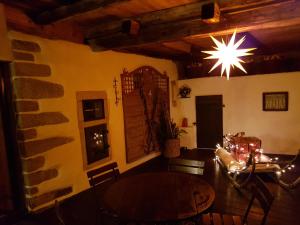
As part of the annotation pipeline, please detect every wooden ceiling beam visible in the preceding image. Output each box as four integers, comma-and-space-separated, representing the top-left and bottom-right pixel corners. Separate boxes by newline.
86, 0, 213, 38
4, 5, 84, 43
119, 47, 188, 61
33, 0, 285, 25
88, 1, 300, 51
220, 0, 292, 14
87, 0, 290, 39
162, 41, 192, 54
34, 0, 130, 24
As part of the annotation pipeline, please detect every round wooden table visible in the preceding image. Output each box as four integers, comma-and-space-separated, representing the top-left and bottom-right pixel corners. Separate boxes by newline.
103, 172, 215, 222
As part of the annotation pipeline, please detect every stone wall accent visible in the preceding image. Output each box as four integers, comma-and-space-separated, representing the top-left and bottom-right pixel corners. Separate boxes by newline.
25, 187, 39, 195
19, 137, 74, 157
15, 100, 39, 112
17, 112, 69, 129
13, 78, 64, 99
11, 39, 41, 52
10, 38, 74, 210
27, 186, 72, 209
24, 169, 58, 186
14, 62, 51, 77
17, 129, 37, 141
13, 51, 35, 61
22, 156, 45, 172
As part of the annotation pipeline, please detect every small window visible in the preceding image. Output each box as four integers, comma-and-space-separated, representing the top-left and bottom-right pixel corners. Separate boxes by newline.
84, 124, 109, 164
77, 91, 110, 169
82, 99, 105, 121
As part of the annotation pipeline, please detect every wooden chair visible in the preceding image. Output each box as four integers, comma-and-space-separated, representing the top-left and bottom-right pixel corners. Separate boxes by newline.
87, 162, 120, 188
87, 162, 120, 224
55, 200, 66, 225
202, 176, 274, 225
168, 158, 205, 175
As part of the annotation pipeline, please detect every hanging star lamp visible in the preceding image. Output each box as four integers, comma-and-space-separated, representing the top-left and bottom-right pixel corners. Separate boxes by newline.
202, 30, 256, 80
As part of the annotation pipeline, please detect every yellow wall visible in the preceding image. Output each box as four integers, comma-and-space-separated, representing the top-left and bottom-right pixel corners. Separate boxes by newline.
8, 31, 179, 209
0, 4, 12, 61
177, 73, 300, 155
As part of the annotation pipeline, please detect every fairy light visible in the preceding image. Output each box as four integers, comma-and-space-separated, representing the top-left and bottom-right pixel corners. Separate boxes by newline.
276, 171, 282, 176
218, 132, 298, 184
93, 132, 104, 146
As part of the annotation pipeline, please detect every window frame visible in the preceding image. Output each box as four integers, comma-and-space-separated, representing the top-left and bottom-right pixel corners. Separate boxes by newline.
76, 91, 111, 170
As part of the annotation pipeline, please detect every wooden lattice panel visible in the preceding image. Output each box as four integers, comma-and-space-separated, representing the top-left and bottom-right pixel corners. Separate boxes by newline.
121, 66, 169, 163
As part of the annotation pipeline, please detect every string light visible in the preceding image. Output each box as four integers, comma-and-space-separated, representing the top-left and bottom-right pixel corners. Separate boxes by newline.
93, 132, 104, 146
276, 171, 282, 176
216, 132, 298, 183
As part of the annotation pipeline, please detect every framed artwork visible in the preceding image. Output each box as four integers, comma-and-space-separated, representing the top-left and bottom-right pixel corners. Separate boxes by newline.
263, 92, 288, 111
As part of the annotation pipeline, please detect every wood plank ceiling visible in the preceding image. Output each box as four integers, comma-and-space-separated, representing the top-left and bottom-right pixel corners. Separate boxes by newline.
1, 0, 300, 78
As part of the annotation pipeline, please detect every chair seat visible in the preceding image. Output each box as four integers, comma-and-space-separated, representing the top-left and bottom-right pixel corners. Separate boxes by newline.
202, 213, 243, 225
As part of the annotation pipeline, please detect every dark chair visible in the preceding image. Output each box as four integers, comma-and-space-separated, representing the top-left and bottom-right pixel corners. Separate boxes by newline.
168, 158, 205, 175
202, 176, 274, 225
55, 200, 66, 225
87, 162, 120, 225
87, 162, 120, 188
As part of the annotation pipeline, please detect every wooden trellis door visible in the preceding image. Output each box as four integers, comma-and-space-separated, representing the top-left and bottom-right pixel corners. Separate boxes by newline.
121, 66, 169, 163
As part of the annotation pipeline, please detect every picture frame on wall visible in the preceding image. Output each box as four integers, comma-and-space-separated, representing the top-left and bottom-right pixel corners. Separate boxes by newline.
263, 92, 288, 111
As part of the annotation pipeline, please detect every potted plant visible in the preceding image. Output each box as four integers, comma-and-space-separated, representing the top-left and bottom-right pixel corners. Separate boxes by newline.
158, 110, 187, 158
164, 120, 187, 158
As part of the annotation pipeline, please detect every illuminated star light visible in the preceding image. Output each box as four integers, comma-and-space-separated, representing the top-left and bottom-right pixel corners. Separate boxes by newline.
202, 30, 256, 80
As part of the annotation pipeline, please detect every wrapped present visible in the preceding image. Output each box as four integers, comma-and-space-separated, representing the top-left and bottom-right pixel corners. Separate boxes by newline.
231, 136, 261, 162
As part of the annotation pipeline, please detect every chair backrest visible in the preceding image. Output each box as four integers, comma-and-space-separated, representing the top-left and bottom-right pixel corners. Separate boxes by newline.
168, 158, 205, 175
87, 162, 119, 187
243, 176, 274, 225
55, 200, 66, 225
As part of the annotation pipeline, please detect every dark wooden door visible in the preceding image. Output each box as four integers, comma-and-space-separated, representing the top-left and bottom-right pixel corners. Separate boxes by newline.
0, 62, 25, 217
0, 99, 13, 211
196, 95, 223, 148
0, 64, 13, 212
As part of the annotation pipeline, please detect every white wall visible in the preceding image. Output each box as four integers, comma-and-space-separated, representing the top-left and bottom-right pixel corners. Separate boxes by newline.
177, 73, 300, 155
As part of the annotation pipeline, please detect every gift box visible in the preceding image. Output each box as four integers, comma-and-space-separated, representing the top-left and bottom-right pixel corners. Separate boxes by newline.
231, 136, 261, 162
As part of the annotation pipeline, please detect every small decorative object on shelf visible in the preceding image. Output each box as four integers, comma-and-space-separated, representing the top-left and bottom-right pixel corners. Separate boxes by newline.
181, 117, 188, 127
178, 85, 191, 98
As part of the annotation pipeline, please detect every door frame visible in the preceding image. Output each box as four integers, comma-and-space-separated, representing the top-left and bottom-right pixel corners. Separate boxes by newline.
0, 62, 26, 218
